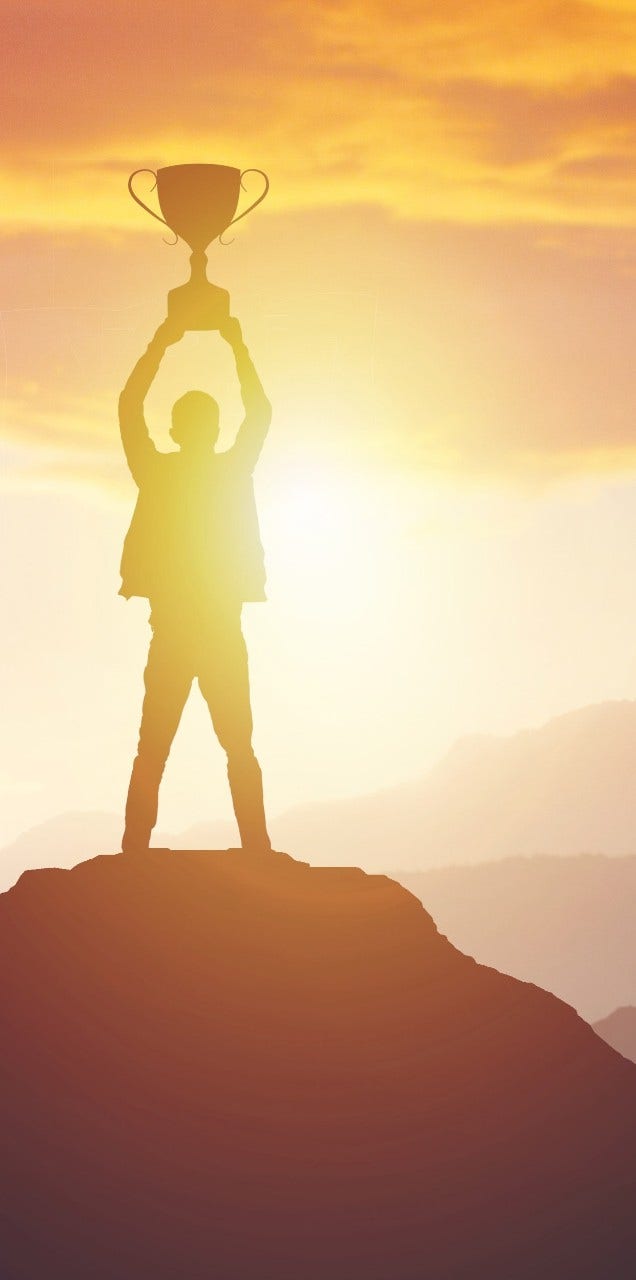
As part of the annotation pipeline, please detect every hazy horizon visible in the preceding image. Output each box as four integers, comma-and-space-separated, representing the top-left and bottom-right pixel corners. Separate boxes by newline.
3, 695, 636, 863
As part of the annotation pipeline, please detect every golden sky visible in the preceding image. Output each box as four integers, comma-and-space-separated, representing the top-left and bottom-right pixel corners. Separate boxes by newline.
3, 0, 636, 477
3, 2, 636, 851
4, 0, 636, 228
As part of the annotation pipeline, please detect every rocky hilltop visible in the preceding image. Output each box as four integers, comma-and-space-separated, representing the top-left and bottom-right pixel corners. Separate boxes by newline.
399, 853, 636, 1020
1, 849, 635, 1279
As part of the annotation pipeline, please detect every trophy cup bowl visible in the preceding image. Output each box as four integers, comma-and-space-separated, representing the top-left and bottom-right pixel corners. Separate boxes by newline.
128, 163, 269, 330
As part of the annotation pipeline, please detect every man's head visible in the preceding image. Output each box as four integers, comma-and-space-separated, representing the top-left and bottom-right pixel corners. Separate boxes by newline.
170, 390, 220, 451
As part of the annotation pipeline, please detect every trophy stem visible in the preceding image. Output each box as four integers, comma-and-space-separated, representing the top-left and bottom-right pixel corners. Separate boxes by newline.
167, 248, 230, 331
189, 250, 209, 285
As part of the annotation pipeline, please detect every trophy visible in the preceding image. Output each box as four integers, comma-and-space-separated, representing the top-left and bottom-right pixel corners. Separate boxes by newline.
128, 163, 269, 330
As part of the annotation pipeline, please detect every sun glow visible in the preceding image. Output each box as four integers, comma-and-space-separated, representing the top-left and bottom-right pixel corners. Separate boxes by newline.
259, 464, 395, 615
264, 468, 370, 561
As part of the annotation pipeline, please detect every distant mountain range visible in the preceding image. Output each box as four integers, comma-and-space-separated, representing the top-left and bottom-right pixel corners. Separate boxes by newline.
3, 697, 636, 887
0, 811, 126, 894
594, 1007, 636, 1064
255, 699, 636, 869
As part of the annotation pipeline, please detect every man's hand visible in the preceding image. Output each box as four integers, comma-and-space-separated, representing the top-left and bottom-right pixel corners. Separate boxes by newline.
219, 315, 244, 350
153, 316, 185, 348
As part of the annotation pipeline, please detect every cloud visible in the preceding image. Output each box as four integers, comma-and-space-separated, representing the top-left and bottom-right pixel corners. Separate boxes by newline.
300, 0, 636, 87
3, 1, 636, 229
5, 6, 636, 484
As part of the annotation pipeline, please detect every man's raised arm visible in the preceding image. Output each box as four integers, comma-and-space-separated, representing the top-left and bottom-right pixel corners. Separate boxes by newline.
220, 316, 272, 472
118, 319, 182, 485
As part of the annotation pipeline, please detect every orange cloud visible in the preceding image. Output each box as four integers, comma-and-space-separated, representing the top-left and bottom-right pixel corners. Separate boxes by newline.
4, 5, 636, 484
3, 1, 636, 229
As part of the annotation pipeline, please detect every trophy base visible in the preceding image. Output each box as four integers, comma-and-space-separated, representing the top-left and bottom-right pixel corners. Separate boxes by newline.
167, 278, 230, 331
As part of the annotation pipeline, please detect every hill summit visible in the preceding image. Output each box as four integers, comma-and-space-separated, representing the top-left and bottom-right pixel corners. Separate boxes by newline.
1, 848, 635, 1278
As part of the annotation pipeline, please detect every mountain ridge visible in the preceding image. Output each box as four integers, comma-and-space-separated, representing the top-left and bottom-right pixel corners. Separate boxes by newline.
1, 847, 635, 1278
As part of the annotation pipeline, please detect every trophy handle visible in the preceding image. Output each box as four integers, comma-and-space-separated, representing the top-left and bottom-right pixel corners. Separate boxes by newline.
227, 169, 270, 228
128, 169, 170, 229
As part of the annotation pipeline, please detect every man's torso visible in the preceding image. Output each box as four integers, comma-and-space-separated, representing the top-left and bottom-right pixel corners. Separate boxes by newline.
119, 450, 267, 605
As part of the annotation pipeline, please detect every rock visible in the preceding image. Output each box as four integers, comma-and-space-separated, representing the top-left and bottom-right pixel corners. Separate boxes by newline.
1, 849, 635, 1279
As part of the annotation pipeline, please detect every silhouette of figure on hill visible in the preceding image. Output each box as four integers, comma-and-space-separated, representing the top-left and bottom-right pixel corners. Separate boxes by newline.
118, 314, 272, 854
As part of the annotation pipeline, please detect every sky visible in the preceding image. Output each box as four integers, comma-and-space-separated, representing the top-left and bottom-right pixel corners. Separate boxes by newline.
3, 0, 636, 847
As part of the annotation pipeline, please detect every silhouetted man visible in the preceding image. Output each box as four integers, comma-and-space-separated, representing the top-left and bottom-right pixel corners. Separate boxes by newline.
118, 314, 271, 854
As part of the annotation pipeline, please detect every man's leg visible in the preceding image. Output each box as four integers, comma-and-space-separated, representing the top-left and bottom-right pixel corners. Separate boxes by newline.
122, 626, 193, 853
197, 610, 271, 853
